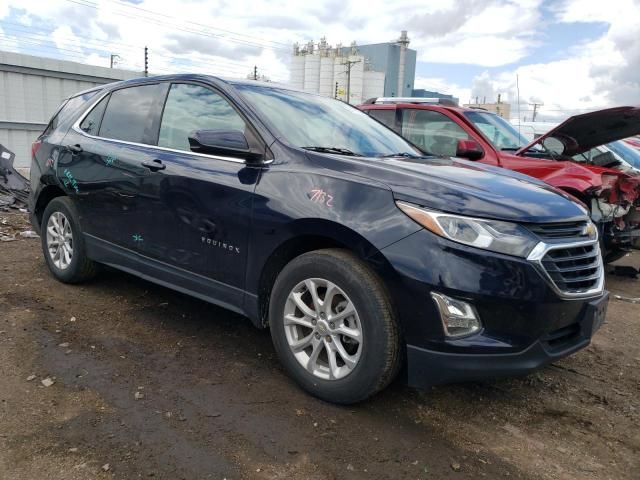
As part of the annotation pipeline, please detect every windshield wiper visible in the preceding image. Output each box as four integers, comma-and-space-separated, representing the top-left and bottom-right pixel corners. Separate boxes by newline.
378, 152, 424, 158
302, 146, 363, 156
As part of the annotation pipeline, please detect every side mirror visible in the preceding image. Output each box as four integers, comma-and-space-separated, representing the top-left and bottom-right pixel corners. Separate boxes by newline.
456, 139, 484, 160
188, 129, 263, 162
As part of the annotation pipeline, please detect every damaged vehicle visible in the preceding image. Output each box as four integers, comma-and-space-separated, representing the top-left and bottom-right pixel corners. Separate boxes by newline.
29, 75, 608, 403
359, 100, 640, 262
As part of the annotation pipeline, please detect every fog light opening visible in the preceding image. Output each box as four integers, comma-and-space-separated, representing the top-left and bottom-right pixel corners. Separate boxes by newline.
430, 292, 482, 338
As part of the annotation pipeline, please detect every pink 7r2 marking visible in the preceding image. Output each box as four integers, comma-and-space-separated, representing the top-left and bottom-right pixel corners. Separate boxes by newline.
309, 189, 333, 207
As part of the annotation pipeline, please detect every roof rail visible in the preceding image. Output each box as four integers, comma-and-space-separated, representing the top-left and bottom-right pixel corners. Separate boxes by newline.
366, 97, 459, 107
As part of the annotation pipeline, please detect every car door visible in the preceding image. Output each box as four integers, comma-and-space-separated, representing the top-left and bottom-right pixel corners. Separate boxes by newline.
139, 81, 263, 295
61, 82, 169, 251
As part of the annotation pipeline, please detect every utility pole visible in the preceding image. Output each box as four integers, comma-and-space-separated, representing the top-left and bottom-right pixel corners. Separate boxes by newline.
341, 59, 361, 104
253, 65, 258, 80
110, 54, 120, 69
144, 46, 148, 77
529, 101, 543, 121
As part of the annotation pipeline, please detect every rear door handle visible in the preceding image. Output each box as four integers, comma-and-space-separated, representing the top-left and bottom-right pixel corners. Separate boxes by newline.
141, 159, 166, 172
66, 144, 83, 154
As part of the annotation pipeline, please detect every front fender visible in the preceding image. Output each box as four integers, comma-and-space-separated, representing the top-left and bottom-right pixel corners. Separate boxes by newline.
536, 162, 603, 193
245, 167, 421, 295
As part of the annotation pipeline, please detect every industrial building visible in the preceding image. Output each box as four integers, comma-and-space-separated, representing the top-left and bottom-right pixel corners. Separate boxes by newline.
289, 31, 416, 104
463, 100, 512, 118
0, 51, 139, 170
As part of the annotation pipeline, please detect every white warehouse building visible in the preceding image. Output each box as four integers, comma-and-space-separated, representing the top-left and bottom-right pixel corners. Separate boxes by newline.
0, 51, 139, 170
290, 39, 386, 105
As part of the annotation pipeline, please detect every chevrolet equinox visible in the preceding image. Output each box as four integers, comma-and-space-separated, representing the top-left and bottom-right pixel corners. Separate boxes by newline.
29, 75, 609, 404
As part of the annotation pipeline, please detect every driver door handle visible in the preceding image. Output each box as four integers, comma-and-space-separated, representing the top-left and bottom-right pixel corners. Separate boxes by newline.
141, 159, 166, 171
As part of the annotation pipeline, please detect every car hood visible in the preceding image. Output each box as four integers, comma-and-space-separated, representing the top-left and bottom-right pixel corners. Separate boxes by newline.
345, 155, 587, 223
516, 106, 640, 157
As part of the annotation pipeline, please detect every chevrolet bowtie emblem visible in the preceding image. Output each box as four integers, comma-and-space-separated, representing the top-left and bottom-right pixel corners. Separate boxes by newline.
582, 223, 596, 237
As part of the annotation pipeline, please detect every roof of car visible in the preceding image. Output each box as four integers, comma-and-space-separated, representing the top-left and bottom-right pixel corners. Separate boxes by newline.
362, 101, 476, 115
104, 73, 301, 92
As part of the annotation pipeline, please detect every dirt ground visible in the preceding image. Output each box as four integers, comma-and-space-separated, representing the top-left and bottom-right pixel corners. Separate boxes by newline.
1, 211, 638, 480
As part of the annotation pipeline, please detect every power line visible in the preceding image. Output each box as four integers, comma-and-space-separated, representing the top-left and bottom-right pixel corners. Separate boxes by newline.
0, 20, 261, 71
62, 0, 290, 53
105, 0, 291, 49
0, 28, 254, 77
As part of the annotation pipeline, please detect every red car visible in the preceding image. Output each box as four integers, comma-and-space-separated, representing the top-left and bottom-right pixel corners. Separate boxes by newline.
359, 98, 640, 262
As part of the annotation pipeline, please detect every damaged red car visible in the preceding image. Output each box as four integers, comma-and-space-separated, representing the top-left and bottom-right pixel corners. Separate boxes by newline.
359, 99, 640, 262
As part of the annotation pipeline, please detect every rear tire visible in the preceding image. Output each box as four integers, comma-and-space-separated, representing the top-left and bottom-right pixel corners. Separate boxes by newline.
41, 197, 98, 283
269, 249, 400, 404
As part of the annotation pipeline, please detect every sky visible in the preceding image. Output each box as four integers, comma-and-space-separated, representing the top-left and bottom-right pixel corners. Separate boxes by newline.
0, 0, 638, 122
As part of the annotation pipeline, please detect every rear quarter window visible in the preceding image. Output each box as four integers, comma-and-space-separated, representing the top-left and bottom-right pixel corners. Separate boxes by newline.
80, 95, 109, 136
42, 90, 100, 137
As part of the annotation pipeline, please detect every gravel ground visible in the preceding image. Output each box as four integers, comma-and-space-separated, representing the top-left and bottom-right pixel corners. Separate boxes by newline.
0, 211, 638, 480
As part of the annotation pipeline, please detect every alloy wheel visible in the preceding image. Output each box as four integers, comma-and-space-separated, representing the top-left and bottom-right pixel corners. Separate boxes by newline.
46, 211, 73, 270
283, 278, 363, 380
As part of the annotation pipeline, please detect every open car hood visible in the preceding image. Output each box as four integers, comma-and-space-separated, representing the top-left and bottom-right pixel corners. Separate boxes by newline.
516, 106, 640, 157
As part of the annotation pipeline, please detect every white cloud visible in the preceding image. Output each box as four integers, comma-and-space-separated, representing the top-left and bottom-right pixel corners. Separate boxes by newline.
407, 0, 543, 66
467, 0, 640, 121
0, 0, 636, 116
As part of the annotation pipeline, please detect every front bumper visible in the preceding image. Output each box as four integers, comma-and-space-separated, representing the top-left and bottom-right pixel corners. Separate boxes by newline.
376, 228, 608, 389
406, 292, 608, 388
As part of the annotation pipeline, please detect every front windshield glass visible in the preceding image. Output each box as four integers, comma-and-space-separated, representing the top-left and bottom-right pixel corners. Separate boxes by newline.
235, 84, 422, 157
607, 140, 640, 168
464, 111, 530, 150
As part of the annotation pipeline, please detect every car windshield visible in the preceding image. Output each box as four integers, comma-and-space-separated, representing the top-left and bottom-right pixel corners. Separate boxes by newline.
235, 84, 422, 157
464, 111, 531, 150
606, 140, 640, 169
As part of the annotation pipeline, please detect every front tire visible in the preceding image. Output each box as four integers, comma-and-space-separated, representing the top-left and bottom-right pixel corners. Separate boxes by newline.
41, 197, 98, 283
269, 249, 400, 404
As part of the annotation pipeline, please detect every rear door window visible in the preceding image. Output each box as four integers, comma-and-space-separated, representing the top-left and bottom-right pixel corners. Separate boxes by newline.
401, 109, 470, 156
99, 84, 165, 144
368, 109, 398, 132
158, 83, 246, 152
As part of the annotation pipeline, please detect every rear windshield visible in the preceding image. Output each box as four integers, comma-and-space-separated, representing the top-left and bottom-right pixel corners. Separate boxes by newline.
42, 89, 101, 136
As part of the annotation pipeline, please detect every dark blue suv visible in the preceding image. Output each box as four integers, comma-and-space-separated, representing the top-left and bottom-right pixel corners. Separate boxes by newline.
29, 75, 608, 403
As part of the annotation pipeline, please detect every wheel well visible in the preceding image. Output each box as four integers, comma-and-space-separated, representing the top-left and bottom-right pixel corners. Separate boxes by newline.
34, 185, 66, 227
257, 235, 347, 328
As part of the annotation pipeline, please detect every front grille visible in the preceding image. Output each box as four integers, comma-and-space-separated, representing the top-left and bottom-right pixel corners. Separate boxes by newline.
541, 244, 602, 294
528, 221, 589, 240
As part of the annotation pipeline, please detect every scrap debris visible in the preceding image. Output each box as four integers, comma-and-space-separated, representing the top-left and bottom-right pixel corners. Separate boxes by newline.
0, 144, 30, 210
609, 265, 639, 278
0, 145, 34, 240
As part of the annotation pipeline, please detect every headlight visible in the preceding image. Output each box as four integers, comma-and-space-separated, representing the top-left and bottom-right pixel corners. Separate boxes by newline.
397, 201, 539, 258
